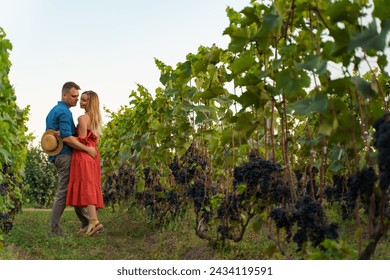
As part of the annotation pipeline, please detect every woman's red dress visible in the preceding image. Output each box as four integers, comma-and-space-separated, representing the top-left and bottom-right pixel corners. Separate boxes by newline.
66, 129, 104, 209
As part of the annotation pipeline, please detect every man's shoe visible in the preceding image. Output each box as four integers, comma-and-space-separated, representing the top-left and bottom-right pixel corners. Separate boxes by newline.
50, 225, 66, 237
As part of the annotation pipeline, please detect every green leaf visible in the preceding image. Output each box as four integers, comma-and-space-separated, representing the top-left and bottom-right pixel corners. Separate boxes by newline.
192, 59, 208, 75
349, 20, 389, 52
240, 7, 258, 26
224, 25, 251, 53
263, 14, 282, 30
235, 112, 259, 138
205, 45, 222, 64
252, 215, 263, 233
373, 0, 390, 20
330, 27, 350, 57
318, 118, 338, 136
275, 68, 311, 98
289, 92, 328, 115
351, 77, 376, 99
236, 87, 261, 109
194, 86, 225, 102
229, 52, 256, 75
326, 78, 350, 96
0, 147, 11, 162
194, 105, 216, 115
295, 55, 328, 75
327, 0, 360, 25
178, 61, 192, 78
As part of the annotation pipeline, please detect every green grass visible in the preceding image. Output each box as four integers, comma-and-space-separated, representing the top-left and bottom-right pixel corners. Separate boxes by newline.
0, 203, 389, 260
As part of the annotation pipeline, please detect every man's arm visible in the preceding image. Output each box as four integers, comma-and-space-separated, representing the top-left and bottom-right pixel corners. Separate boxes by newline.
63, 136, 97, 158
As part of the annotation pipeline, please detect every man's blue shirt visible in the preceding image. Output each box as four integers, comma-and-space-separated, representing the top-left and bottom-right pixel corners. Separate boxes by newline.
45, 101, 75, 162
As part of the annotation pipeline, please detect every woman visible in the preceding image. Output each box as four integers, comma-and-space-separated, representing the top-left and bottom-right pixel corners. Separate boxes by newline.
66, 90, 104, 236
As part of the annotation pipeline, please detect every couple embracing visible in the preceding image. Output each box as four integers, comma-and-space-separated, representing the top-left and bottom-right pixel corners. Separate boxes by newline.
42, 81, 104, 236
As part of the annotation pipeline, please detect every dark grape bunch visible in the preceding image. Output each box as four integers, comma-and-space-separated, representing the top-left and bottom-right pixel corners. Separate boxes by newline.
269, 207, 295, 241
0, 213, 13, 234
135, 186, 182, 225
373, 112, 390, 193
0, 164, 21, 235
186, 176, 216, 223
169, 142, 208, 186
217, 193, 242, 221
270, 196, 339, 252
324, 174, 347, 203
103, 165, 135, 205
169, 144, 214, 223
233, 156, 289, 204
346, 167, 377, 214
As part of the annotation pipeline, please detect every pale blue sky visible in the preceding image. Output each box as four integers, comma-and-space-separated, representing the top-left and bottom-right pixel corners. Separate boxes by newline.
1, 0, 248, 144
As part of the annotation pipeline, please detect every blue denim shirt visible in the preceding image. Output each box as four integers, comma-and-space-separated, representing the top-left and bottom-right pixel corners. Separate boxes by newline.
45, 101, 75, 162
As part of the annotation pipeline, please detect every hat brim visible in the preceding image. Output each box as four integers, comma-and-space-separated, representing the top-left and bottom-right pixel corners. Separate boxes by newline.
41, 129, 63, 156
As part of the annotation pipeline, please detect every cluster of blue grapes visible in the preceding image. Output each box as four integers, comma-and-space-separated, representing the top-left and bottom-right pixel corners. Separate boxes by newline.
1, 164, 20, 234
0, 213, 13, 233
323, 174, 346, 203
134, 168, 183, 225
322, 113, 390, 221
169, 143, 212, 214
373, 112, 390, 194
135, 185, 181, 223
1, 172, 14, 233
346, 167, 379, 215
103, 165, 135, 205
270, 196, 339, 251
211, 155, 288, 243
233, 155, 289, 204
169, 143, 208, 186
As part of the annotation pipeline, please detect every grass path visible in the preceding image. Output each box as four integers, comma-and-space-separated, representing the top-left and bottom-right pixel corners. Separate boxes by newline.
0, 206, 226, 260
1, 205, 389, 260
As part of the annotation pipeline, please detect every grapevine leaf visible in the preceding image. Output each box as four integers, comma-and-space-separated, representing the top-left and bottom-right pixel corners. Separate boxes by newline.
327, 0, 360, 25
263, 13, 282, 30
373, 0, 390, 20
197, 86, 225, 101
224, 25, 251, 53
235, 112, 259, 138
252, 215, 263, 233
289, 93, 328, 115
229, 52, 256, 75
349, 20, 389, 52
235, 87, 261, 109
275, 68, 311, 98
325, 77, 351, 96
351, 77, 376, 99
318, 118, 338, 137
295, 55, 328, 75
330, 27, 350, 57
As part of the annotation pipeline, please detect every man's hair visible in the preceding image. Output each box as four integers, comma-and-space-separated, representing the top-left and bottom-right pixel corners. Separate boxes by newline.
62, 81, 80, 94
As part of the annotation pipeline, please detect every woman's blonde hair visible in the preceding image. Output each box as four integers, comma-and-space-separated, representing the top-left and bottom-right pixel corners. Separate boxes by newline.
82, 90, 102, 136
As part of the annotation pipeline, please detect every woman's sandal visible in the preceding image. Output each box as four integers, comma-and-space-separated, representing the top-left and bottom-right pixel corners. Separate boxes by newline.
84, 220, 103, 236
77, 226, 88, 234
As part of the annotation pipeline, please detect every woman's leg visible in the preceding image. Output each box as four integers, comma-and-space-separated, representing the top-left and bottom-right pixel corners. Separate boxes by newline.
85, 204, 103, 235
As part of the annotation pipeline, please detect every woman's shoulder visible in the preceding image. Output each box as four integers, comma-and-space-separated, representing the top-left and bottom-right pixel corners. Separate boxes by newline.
78, 113, 91, 122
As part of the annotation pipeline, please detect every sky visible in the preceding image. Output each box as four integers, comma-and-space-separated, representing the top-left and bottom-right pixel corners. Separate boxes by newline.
1, 0, 249, 145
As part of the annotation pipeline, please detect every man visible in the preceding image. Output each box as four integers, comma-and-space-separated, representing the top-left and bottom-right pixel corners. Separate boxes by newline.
46, 81, 97, 236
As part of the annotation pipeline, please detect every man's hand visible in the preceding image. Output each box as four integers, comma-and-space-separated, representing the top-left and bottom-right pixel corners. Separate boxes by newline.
63, 136, 98, 158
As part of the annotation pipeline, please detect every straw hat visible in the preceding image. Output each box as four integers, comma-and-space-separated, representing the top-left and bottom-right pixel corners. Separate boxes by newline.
41, 129, 63, 156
